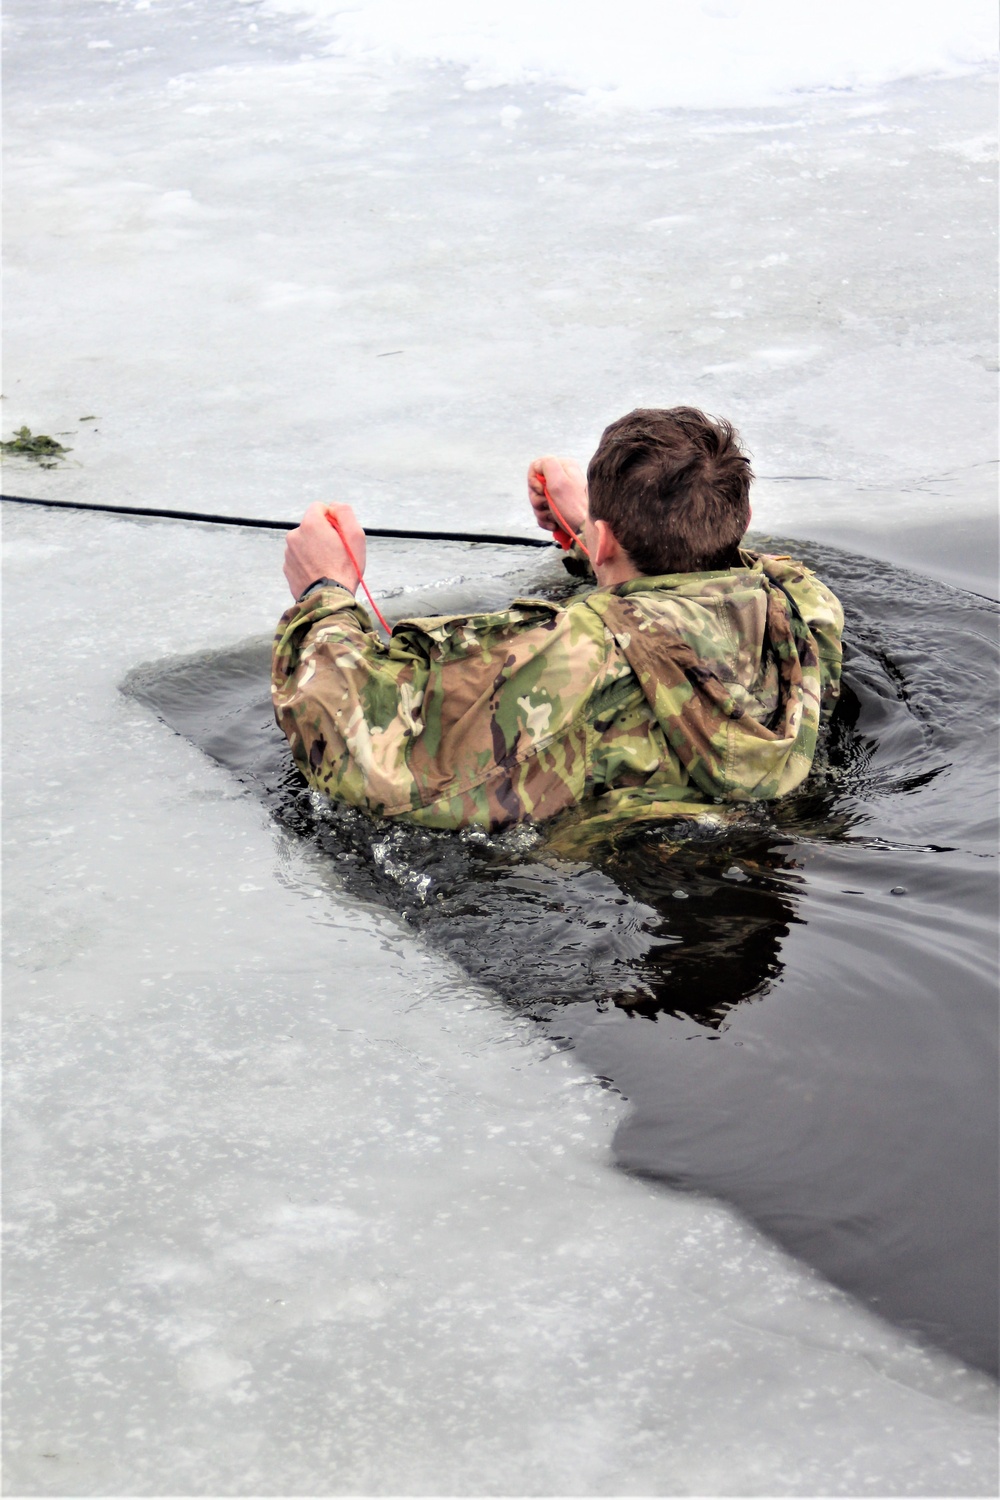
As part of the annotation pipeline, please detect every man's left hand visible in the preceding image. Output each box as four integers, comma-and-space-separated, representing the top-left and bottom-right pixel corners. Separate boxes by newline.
527, 456, 588, 541
283, 502, 365, 601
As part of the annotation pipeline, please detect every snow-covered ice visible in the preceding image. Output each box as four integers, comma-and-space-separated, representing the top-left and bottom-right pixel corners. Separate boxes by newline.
4, 0, 997, 591
256, 0, 997, 109
3, 0, 998, 1491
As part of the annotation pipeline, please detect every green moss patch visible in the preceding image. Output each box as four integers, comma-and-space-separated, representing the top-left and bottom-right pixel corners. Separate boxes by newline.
1, 426, 72, 468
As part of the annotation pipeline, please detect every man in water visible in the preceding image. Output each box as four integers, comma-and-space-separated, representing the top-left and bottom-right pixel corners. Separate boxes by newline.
272, 407, 843, 834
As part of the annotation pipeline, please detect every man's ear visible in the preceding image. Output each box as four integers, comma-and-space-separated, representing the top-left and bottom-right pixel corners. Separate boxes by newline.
592, 518, 619, 569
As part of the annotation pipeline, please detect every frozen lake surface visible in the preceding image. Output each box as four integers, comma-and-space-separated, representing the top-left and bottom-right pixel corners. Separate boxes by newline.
4, 0, 998, 1492
5, 0, 998, 590
5, 513, 998, 1495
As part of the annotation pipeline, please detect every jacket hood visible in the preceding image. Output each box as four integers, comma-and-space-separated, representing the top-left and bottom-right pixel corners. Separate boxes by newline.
584, 551, 843, 803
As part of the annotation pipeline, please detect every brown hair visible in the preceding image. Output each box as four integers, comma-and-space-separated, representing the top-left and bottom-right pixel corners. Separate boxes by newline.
587, 406, 753, 575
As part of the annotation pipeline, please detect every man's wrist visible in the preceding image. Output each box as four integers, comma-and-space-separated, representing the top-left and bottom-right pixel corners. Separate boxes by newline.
296, 576, 357, 603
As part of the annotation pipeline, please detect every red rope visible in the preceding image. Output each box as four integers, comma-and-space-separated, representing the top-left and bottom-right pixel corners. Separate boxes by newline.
325, 479, 587, 635
537, 475, 591, 559
324, 509, 392, 633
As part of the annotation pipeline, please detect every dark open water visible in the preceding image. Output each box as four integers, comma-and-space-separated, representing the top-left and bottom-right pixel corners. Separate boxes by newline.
125, 537, 1000, 1375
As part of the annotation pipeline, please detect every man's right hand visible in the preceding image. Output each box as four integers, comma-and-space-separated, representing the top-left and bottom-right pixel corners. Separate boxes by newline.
283, 501, 365, 601
527, 456, 588, 542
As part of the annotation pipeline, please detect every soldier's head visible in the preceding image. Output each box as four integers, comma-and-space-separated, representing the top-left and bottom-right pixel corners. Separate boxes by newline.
587, 407, 753, 575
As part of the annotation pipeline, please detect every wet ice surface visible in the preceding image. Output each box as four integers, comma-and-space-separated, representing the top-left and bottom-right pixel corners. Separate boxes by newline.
4, 0, 998, 593
4, 511, 999, 1496
4, 0, 999, 1492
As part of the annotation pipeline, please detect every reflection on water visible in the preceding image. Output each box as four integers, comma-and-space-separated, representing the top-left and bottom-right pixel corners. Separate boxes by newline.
124, 538, 999, 1375
593, 825, 801, 1027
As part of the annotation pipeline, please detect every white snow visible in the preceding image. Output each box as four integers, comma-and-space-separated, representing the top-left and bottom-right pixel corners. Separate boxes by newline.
4, 2, 996, 590
251, 0, 998, 110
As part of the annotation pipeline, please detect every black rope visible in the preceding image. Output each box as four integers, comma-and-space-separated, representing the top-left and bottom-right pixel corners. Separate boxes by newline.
0, 491, 556, 548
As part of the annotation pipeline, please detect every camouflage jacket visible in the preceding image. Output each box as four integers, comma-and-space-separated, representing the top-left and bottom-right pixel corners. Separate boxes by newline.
271, 551, 843, 835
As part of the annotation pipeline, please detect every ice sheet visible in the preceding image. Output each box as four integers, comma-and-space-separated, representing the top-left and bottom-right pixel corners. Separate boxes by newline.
3, 0, 997, 593
255, 0, 998, 109
4, 507, 998, 1494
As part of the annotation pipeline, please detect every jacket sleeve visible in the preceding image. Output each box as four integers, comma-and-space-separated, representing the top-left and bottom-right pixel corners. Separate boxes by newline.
757, 555, 844, 718
271, 585, 610, 828
271, 585, 433, 817
796, 573, 844, 717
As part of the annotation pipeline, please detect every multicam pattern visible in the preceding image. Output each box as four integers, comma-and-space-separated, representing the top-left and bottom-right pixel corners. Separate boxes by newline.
271, 550, 843, 834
